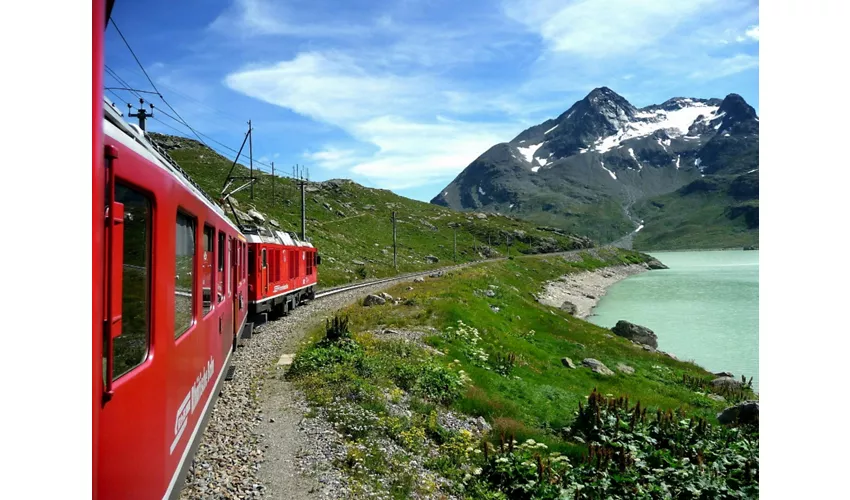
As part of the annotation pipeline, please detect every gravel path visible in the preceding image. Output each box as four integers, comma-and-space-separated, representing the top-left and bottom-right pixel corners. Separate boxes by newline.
178, 263, 485, 500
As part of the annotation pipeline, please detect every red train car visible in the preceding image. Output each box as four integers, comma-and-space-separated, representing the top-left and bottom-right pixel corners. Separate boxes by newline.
94, 33, 251, 499
243, 222, 318, 319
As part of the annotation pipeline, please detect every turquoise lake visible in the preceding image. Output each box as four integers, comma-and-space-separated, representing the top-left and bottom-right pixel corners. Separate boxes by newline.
589, 250, 759, 391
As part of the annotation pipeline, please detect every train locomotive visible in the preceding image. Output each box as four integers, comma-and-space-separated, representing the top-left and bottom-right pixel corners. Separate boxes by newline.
93, 1, 320, 498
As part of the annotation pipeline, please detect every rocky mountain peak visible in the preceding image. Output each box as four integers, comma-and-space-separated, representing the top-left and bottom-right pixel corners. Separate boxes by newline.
717, 93, 758, 122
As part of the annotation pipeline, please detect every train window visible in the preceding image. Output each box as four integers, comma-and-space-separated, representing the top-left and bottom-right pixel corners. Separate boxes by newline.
174, 211, 196, 338
248, 247, 255, 275
306, 251, 313, 275
203, 225, 214, 316
112, 183, 151, 380
262, 248, 267, 268
217, 231, 225, 303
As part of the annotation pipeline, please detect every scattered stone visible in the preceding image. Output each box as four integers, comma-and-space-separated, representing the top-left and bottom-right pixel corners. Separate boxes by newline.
615, 363, 635, 375
379, 292, 394, 301
642, 344, 655, 352
352, 259, 366, 266
559, 301, 577, 315
363, 294, 386, 306
429, 271, 444, 278
484, 290, 496, 297
269, 418, 275, 423
611, 320, 658, 349
561, 357, 576, 369
424, 255, 439, 263
276, 354, 293, 366
584, 293, 596, 299
475, 213, 488, 219
322, 202, 333, 211
407, 286, 414, 291
714, 371, 734, 378
582, 358, 614, 376
413, 277, 425, 283
490, 305, 500, 312
474, 416, 491, 432
707, 394, 726, 403
717, 401, 759, 425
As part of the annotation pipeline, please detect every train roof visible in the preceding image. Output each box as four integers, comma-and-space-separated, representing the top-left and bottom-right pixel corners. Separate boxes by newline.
103, 98, 242, 234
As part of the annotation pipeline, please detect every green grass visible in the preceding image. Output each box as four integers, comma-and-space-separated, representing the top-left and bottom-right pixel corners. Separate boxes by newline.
286, 249, 756, 497
150, 132, 594, 288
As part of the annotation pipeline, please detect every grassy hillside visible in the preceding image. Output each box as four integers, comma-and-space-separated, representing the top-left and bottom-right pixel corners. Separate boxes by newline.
632, 172, 759, 250
286, 249, 758, 497
149, 133, 594, 287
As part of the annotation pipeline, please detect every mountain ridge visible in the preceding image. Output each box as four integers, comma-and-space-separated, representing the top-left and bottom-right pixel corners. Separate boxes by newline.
431, 87, 758, 248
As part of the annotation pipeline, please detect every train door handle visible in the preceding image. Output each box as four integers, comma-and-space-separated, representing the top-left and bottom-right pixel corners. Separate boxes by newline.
219, 317, 223, 334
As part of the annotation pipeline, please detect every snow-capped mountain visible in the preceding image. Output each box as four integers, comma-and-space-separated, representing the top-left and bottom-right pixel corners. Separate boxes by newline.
431, 87, 759, 245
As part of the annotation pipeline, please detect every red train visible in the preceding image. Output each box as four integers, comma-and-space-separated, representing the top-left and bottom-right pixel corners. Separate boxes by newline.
93, 2, 319, 498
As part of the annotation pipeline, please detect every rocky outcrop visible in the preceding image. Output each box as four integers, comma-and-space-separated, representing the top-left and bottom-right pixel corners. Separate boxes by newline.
717, 400, 759, 425
561, 357, 576, 369
611, 320, 658, 348
645, 258, 668, 270
582, 358, 614, 376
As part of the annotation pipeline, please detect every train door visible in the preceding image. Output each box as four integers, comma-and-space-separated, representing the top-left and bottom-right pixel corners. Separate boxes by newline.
261, 247, 268, 298
99, 146, 164, 497
231, 237, 238, 338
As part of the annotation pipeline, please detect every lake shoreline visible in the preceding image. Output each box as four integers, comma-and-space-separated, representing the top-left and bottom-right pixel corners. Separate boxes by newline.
536, 263, 651, 319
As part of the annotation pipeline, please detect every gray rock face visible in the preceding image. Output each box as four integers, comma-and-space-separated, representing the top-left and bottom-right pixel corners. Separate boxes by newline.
717, 400, 759, 425
363, 294, 386, 306
582, 358, 614, 376
560, 301, 577, 315
561, 357, 576, 369
615, 363, 635, 375
611, 320, 658, 348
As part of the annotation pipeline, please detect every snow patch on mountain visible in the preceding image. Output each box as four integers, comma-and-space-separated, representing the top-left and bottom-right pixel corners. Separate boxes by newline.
600, 160, 617, 180
478, 186, 486, 196
544, 124, 559, 135
537, 157, 549, 167
675, 155, 681, 169
531, 166, 540, 173
593, 102, 719, 153
628, 148, 643, 170
517, 142, 543, 163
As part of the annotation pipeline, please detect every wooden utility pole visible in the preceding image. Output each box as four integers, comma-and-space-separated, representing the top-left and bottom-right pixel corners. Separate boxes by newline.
505, 234, 510, 257
300, 167, 306, 240
392, 211, 397, 270
271, 161, 275, 204
453, 227, 457, 262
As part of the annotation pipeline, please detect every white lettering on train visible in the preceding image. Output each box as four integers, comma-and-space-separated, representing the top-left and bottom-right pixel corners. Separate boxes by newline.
170, 357, 215, 454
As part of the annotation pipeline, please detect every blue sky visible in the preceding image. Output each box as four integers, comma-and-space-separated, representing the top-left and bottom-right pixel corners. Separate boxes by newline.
104, 0, 759, 202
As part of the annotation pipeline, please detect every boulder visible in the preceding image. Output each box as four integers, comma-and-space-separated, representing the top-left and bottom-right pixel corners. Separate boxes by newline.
641, 344, 655, 352
615, 363, 635, 375
352, 259, 366, 266
561, 357, 576, 369
425, 255, 440, 263
717, 400, 759, 425
560, 301, 577, 315
714, 371, 734, 378
379, 292, 394, 301
363, 294, 386, 306
582, 358, 614, 376
711, 376, 742, 389
611, 320, 658, 349
429, 271, 444, 278
413, 277, 425, 283
484, 290, 496, 298
707, 394, 726, 403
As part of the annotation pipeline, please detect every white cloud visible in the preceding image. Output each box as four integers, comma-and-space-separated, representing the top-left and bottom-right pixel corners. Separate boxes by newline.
502, 0, 718, 58
209, 0, 368, 38
226, 52, 520, 190
690, 54, 759, 80
745, 25, 759, 41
